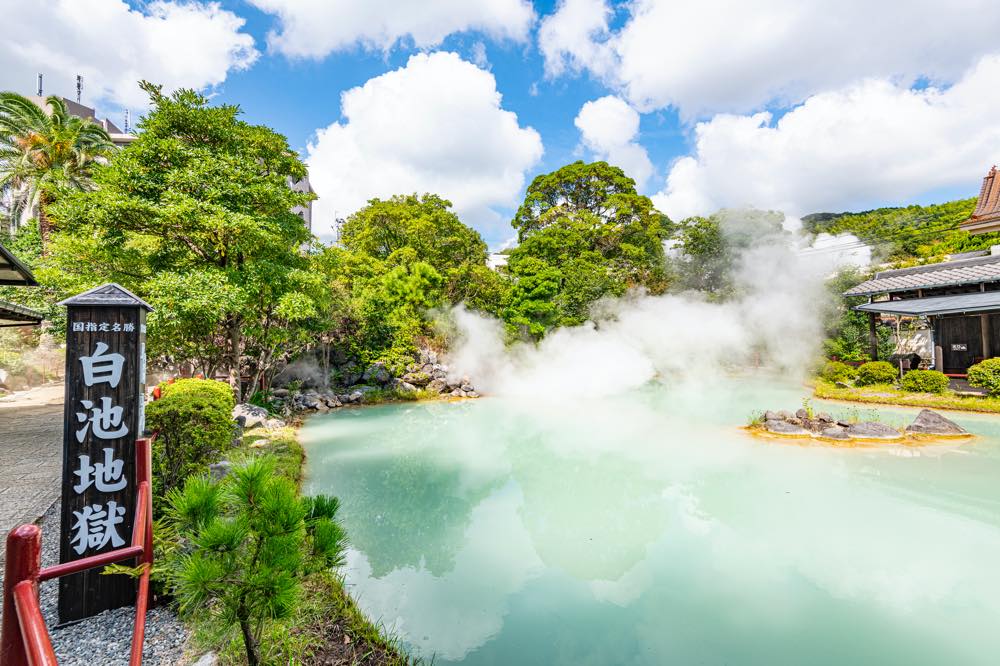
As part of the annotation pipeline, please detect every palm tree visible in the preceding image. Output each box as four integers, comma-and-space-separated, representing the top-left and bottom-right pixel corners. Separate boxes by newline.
0, 92, 114, 245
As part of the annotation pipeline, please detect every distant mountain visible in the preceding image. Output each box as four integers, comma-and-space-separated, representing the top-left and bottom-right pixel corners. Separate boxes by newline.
801, 197, 1000, 262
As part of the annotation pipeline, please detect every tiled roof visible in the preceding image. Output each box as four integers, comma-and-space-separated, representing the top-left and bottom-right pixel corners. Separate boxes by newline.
962, 166, 1000, 233
844, 253, 1000, 296
855, 291, 1000, 316
0, 299, 43, 326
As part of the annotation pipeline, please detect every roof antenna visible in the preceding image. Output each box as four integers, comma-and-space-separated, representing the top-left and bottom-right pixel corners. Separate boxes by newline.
37, 73, 43, 96
124, 109, 130, 134
76, 75, 82, 103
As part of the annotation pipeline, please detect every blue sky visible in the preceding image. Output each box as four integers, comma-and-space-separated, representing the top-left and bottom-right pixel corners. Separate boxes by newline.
2, 0, 998, 247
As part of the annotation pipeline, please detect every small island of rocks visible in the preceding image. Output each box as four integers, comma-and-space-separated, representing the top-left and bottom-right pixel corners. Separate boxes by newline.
747, 407, 971, 445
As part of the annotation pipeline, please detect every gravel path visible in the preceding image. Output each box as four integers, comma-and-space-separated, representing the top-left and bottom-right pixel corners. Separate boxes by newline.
2, 500, 190, 665
0, 394, 63, 553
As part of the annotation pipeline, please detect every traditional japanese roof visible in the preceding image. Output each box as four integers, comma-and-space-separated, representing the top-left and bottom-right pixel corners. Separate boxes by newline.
962, 166, 1000, 234
0, 242, 37, 286
0, 299, 43, 327
844, 253, 1000, 296
855, 291, 1000, 316
58, 283, 153, 311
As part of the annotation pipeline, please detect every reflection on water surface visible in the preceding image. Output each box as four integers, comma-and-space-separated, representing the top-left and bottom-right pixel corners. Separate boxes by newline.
302, 379, 1000, 665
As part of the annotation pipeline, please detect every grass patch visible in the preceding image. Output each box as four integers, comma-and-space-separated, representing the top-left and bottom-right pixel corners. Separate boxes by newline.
814, 379, 1000, 414
181, 424, 414, 665
361, 387, 443, 404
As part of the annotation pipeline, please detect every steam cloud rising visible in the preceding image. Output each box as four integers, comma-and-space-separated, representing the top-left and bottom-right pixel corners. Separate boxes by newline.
448, 218, 868, 398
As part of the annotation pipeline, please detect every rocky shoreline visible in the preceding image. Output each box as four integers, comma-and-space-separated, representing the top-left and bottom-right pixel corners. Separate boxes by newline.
266, 349, 480, 416
750, 407, 970, 444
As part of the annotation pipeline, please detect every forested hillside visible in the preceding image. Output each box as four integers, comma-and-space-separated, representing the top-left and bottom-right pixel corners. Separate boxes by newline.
802, 197, 1000, 262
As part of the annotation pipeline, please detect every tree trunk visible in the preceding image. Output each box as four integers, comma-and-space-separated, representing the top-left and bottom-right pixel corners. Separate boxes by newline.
37, 191, 53, 253
238, 614, 260, 666
321, 341, 331, 388
228, 317, 242, 402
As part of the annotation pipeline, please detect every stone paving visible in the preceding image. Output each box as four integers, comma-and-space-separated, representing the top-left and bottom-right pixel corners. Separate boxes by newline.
0, 384, 64, 562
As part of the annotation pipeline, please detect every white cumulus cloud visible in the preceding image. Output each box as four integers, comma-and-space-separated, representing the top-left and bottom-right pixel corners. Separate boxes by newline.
652, 55, 1000, 221
574, 96, 653, 188
306, 51, 543, 240
537, 0, 614, 78
249, 0, 535, 59
0, 0, 257, 110
540, 0, 1000, 118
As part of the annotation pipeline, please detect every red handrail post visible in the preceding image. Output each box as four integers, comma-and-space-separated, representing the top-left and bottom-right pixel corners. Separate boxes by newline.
128, 437, 154, 666
2, 524, 43, 666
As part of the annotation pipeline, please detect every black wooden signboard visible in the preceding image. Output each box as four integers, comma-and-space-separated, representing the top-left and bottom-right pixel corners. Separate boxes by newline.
57, 284, 152, 623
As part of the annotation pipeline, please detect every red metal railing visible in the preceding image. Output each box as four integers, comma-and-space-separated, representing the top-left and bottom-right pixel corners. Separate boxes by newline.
1, 437, 154, 666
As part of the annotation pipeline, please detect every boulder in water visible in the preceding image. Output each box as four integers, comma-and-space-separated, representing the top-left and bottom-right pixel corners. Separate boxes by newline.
904, 409, 967, 436
846, 421, 902, 440
765, 419, 811, 436
819, 426, 850, 440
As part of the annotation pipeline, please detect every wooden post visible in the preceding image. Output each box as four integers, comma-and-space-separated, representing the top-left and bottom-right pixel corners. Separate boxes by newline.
981, 314, 991, 359
56, 284, 152, 623
868, 312, 879, 361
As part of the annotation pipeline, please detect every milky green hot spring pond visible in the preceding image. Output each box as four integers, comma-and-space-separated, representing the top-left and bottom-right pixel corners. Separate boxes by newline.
300, 378, 1000, 665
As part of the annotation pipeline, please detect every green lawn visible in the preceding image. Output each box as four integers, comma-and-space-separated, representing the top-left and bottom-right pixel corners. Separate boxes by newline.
813, 380, 1000, 414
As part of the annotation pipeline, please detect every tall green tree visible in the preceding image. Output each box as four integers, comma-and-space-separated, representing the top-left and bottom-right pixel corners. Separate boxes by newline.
504, 161, 670, 338
0, 93, 113, 242
48, 82, 317, 398
341, 193, 487, 271
331, 194, 508, 369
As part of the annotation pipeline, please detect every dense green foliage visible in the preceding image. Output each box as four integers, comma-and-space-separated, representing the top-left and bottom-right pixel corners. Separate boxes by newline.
165, 456, 347, 666
146, 379, 236, 508
899, 369, 950, 394
802, 198, 994, 261
504, 161, 670, 337
670, 208, 785, 296
0, 93, 113, 240
31, 83, 328, 397
854, 361, 899, 386
821, 267, 894, 362
322, 193, 504, 371
818, 360, 857, 384
967, 358, 1000, 397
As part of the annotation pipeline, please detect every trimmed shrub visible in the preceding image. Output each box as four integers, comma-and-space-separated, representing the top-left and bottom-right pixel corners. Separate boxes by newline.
146, 378, 236, 510
899, 369, 950, 394
854, 361, 899, 386
160, 377, 236, 409
967, 358, 1000, 396
819, 360, 856, 384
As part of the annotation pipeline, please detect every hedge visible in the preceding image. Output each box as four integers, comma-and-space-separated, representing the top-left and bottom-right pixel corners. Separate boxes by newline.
146, 378, 236, 511
819, 360, 857, 384
899, 369, 950, 394
854, 361, 899, 386
967, 358, 1000, 397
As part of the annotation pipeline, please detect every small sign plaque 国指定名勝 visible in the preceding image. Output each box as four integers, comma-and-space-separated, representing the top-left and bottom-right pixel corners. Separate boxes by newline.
57, 284, 151, 623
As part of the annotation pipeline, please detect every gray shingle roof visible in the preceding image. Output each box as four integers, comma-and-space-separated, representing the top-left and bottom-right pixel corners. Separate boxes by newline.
58, 283, 153, 311
0, 299, 43, 326
855, 291, 1000, 316
844, 254, 1000, 296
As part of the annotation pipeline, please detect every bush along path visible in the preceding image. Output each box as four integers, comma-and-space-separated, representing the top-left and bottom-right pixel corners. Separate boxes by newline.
813, 358, 1000, 414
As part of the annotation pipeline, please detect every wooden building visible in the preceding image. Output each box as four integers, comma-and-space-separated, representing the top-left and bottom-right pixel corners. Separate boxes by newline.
847, 165, 1000, 375
0, 241, 43, 328
846, 252, 1000, 375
